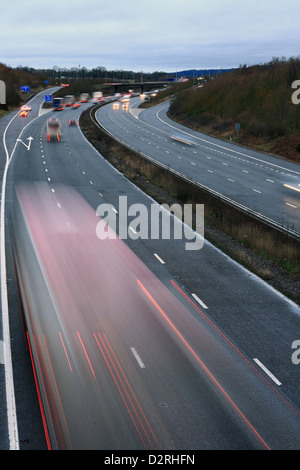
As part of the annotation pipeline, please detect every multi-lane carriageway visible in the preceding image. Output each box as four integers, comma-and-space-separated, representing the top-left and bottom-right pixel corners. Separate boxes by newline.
0, 90, 299, 449
96, 97, 300, 234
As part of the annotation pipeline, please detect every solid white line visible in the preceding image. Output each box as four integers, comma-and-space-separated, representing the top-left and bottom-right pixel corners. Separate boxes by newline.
154, 253, 165, 264
191, 293, 208, 309
0, 340, 5, 364
253, 358, 282, 386
156, 105, 300, 176
131, 347, 145, 368
1, 92, 47, 449
1, 118, 21, 450
286, 203, 297, 208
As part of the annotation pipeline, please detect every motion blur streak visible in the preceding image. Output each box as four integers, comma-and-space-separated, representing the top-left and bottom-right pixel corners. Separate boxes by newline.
94, 332, 147, 448
26, 332, 51, 450
42, 334, 72, 446
34, 332, 68, 449
59, 332, 72, 373
77, 332, 96, 380
13, 182, 169, 449
283, 183, 300, 192
137, 280, 271, 451
94, 332, 161, 450
102, 332, 161, 450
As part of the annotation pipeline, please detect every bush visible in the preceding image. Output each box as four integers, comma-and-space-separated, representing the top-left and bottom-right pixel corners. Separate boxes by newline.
168, 58, 300, 140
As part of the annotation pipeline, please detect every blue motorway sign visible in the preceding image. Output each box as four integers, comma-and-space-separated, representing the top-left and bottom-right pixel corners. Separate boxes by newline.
20, 85, 30, 93
45, 94, 52, 103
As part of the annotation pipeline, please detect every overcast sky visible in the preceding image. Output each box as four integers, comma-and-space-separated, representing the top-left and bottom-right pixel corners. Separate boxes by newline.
1, 0, 299, 72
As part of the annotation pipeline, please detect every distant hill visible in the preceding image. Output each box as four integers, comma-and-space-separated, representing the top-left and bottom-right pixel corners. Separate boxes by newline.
168, 58, 300, 162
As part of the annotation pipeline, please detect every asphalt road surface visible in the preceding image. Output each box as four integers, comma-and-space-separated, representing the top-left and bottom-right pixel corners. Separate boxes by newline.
0, 92, 300, 450
96, 98, 300, 234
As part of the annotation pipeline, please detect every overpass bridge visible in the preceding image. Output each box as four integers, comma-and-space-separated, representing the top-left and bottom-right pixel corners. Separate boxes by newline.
105, 81, 170, 94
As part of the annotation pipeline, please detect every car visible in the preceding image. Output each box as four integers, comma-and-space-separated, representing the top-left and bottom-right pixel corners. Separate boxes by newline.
68, 119, 78, 126
21, 105, 32, 111
72, 102, 81, 109
20, 110, 28, 117
56, 104, 65, 111
113, 102, 119, 109
47, 117, 61, 142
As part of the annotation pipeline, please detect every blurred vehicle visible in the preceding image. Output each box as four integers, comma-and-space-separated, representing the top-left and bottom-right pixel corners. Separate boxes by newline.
113, 102, 119, 109
72, 102, 81, 109
64, 95, 75, 107
92, 91, 103, 101
13, 183, 173, 449
21, 105, 32, 111
20, 109, 28, 117
68, 119, 78, 126
47, 117, 61, 142
120, 94, 130, 103
79, 93, 89, 102
170, 134, 197, 146
283, 181, 300, 193
53, 97, 64, 111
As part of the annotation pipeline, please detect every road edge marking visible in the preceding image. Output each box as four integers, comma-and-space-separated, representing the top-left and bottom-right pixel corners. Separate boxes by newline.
253, 358, 282, 386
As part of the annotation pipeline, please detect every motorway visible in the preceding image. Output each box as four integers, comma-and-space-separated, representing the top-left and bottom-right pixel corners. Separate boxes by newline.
96, 98, 300, 234
0, 90, 300, 449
